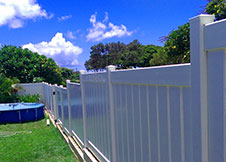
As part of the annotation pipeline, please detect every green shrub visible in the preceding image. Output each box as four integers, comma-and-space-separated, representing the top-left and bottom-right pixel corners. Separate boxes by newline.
0, 74, 19, 103
18, 94, 40, 103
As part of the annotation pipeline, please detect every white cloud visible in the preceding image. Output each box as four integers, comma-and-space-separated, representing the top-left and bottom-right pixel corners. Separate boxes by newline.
22, 33, 83, 66
65, 31, 76, 39
8, 19, 24, 28
0, 0, 50, 28
103, 12, 109, 23
58, 15, 72, 21
86, 12, 133, 41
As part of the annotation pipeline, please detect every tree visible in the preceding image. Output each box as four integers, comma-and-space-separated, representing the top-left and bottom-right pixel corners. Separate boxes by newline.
0, 45, 63, 84
84, 43, 106, 71
150, 48, 168, 66
0, 74, 19, 103
85, 40, 162, 71
206, 0, 226, 20
163, 23, 190, 64
120, 40, 143, 68
139, 45, 163, 67
160, 0, 226, 65
60, 67, 80, 84
105, 42, 127, 68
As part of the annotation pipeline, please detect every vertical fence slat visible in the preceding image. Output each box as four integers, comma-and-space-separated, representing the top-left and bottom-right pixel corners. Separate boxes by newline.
125, 85, 130, 162
167, 86, 172, 162
156, 86, 161, 162
131, 85, 137, 161
180, 87, 185, 162
138, 85, 144, 162
146, 86, 152, 162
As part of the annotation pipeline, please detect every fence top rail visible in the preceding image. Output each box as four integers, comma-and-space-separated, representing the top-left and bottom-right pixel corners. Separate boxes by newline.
112, 63, 190, 72
111, 63, 191, 86
67, 82, 80, 86
81, 71, 106, 83
204, 18, 226, 51
54, 85, 67, 90
17, 82, 44, 86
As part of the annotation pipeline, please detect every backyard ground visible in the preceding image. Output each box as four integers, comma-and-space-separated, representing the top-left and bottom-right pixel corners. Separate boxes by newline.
0, 116, 77, 162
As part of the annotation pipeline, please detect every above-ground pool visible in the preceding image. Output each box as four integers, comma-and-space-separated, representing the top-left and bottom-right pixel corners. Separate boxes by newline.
0, 103, 44, 123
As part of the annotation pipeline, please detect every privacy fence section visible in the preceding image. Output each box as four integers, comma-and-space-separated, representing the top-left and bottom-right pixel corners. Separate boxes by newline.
108, 64, 192, 162
18, 83, 45, 102
67, 81, 84, 147
18, 15, 226, 162
80, 71, 112, 162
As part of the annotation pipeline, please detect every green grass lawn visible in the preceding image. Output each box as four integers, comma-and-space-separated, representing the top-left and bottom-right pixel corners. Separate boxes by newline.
0, 116, 77, 162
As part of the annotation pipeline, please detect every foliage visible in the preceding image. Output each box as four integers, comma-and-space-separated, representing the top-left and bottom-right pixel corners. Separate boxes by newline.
69, 71, 80, 83
206, 0, 226, 20
140, 44, 163, 67
60, 67, 80, 84
85, 40, 162, 71
18, 94, 40, 103
0, 117, 77, 162
0, 45, 63, 84
33, 77, 45, 83
120, 40, 143, 68
0, 74, 19, 103
159, 0, 226, 65
0, 45, 80, 86
85, 43, 106, 71
150, 48, 168, 66
163, 23, 190, 64
105, 42, 127, 68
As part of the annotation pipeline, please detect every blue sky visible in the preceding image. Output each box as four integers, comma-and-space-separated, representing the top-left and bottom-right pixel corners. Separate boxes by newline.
0, 0, 208, 70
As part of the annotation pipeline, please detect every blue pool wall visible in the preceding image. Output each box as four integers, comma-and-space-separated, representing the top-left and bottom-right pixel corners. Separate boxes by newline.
0, 104, 44, 124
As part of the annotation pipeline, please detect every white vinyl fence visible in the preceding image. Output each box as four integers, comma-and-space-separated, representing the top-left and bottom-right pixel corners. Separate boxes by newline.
18, 14, 226, 162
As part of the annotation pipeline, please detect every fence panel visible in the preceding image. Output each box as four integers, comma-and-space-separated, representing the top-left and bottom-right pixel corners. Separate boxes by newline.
55, 86, 63, 123
17, 83, 45, 102
109, 64, 191, 162
61, 89, 69, 132
67, 82, 84, 146
81, 72, 112, 161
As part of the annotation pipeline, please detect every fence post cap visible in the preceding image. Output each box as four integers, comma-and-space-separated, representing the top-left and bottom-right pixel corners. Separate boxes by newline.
189, 14, 215, 22
80, 70, 86, 74
107, 65, 116, 71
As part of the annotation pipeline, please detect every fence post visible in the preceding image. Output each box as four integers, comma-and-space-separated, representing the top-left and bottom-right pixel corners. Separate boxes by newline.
190, 14, 214, 162
50, 84, 54, 112
66, 80, 72, 135
80, 70, 87, 147
106, 65, 116, 162
60, 85, 64, 125
53, 84, 58, 122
